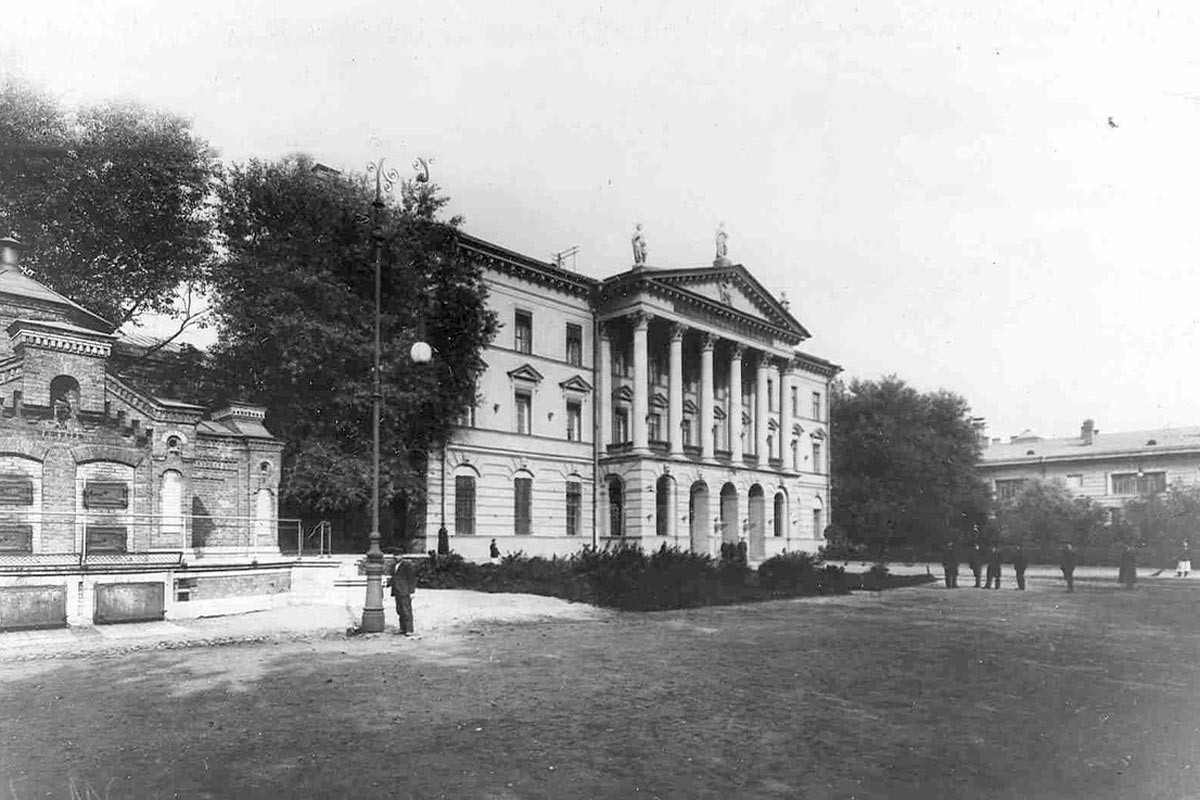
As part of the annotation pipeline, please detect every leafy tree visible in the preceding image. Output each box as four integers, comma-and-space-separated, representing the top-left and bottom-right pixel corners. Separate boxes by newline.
0, 77, 216, 330
1118, 483, 1200, 569
208, 154, 497, 533
994, 479, 1109, 561
830, 376, 991, 557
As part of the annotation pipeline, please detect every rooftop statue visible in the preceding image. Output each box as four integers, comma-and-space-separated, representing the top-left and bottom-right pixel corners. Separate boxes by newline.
714, 222, 730, 266
632, 223, 648, 266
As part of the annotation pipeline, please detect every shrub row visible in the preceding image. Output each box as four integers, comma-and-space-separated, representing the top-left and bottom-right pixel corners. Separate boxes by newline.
409, 545, 914, 612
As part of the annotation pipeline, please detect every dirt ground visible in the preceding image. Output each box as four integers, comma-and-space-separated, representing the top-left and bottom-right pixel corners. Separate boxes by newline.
2, 579, 1199, 799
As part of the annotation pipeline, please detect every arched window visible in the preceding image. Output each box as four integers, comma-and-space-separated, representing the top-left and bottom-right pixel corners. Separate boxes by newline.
514, 473, 533, 536
253, 487, 275, 544
455, 475, 476, 536
49, 375, 80, 423
608, 476, 624, 537
160, 470, 184, 544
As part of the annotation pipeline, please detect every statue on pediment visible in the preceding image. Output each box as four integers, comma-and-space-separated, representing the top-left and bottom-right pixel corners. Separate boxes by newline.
631, 224, 648, 267
714, 222, 731, 266
718, 278, 733, 306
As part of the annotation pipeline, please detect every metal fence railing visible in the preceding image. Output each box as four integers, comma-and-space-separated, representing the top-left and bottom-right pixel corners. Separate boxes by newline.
278, 520, 333, 557
0, 511, 302, 564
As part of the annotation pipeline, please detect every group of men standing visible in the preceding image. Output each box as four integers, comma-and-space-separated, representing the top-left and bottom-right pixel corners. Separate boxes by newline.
939, 541, 1141, 592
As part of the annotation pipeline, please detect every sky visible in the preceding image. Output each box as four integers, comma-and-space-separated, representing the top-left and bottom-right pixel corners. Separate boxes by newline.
4, 0, 1200, 441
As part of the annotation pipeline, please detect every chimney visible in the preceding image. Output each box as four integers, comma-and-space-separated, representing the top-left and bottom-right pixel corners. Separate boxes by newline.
1081, 418, 1095, 445
970, 417, 987, 447
0, 236, 22, 270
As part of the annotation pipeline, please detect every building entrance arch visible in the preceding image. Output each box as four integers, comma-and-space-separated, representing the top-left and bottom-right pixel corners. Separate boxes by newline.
748, 484, 766, 560
719, 483, 738, 545
689, 481, 709, 555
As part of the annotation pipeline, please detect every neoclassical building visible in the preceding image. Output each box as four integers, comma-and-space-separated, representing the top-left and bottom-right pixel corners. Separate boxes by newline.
425, 232, 840, 562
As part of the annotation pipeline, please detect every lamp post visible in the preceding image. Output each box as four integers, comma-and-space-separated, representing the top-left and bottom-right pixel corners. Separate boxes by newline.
361, 156, 432, 634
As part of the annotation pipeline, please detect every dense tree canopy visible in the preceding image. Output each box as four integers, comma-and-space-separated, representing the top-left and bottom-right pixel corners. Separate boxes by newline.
208, 155, 497, 520
830, 376, 991, 556
994, 479, 1109, 560
0, 77, 216, 327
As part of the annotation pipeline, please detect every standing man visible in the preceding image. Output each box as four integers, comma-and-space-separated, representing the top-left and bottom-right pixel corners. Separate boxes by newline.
1176, 541, 1192, 578
985, 544, 1002, 589
969, 544, 985, 589
389, 556, 418, 637
941, 542, 959, 589
489, 538, 501, 565
1012, 544, 1028, 591
1118, 545, 1137, 590
1060, 542, 1077, 592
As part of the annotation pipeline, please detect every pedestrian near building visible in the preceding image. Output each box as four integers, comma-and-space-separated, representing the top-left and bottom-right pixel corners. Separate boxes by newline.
968, 544, 984, 588
1118, 546, 1137, 590
1176, 541, 1192, 578
389, 556, 418, 636
1012, 544, 1028, 591
1060, 542, 1076, 592
489, 538, 500, 565
985, 544, 1002, 589
941, 543, 959, 588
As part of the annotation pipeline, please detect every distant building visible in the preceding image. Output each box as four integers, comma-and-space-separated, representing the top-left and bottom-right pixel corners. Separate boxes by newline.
977, 418, 1200, 508
425, 233, 840, 562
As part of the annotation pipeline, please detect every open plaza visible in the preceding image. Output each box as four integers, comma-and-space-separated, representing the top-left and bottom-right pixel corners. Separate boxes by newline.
2, 572, 1198, 799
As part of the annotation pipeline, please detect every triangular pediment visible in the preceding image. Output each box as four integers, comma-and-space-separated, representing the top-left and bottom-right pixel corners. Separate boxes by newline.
559, 375, 593, 393
682, 399, 699, 415
613, 385, 633, 403
507, 364, 545, 384
650, 392, 668, 409
644, 265, 810, 340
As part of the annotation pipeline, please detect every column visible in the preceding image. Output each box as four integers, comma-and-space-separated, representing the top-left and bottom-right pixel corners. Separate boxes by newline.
632, 312, 650, 451
756, 355, 770, 466
700, 334, 714, 460
668, 323, 685, 455
779, 360, 793, 471
729, 344, 744, 461
599, 323, 612, 450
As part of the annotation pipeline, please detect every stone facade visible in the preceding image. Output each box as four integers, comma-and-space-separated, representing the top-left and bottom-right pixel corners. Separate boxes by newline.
425, 234, 840, 562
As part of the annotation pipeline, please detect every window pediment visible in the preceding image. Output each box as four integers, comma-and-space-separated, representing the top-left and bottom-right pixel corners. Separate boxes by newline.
507, 363, 545, 385
650, 392, 668, 410
559, 375, 593, 394
810, 428, 826, 440
682, 399, 699, 415
613, 385, 633, 403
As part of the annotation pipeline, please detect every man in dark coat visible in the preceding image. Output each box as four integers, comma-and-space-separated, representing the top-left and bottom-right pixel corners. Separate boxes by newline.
968, 544, 985, 588
1060, 542, 1076, 592
1176, 541, 1192, 578
941, 543, 959, 588
1118, 546, 1137, 590
389, 556, 418, 636
1012, 544, 1028, 590
985, 544, 1002, 589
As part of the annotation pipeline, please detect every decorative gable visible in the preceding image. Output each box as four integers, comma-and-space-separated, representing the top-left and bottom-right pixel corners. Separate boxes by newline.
507, 364, 545, 385
559, 375, 593, 394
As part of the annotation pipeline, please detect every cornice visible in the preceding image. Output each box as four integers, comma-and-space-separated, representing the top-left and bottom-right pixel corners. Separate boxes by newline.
457, 234, 596, 299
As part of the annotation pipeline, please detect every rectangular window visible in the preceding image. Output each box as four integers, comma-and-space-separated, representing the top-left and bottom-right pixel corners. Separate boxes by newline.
681, 418, 693, 446
515, 391, 532, 435
457, 403, 476, 428
768, 379, 775, 412
811, 392, 822, 421
791, 386, 799, 417
514, 310, 532, 354
514, 477, 532, 536
812, 442, 822, 474
1112, 472, 1166, 496
566, 482, 582, 537
613, 408, 630, 443
566, 400, 582, 442
1067, 474, 1084, 490
565, 323, 582, 366
995, 478, 1027, 501
648, 412, 663, 441
792, 440, 800, 471
454, 476, 476, 536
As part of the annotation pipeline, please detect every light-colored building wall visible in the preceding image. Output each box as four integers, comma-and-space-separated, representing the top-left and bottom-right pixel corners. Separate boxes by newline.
425, 233, 840, 563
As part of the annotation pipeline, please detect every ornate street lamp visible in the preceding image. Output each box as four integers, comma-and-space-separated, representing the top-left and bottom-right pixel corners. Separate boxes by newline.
361, 156, 432, 634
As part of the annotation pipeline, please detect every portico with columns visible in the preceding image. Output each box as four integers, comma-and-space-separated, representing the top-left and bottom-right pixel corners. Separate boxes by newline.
593, 263, 839, 561
426, 231, 839, 561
